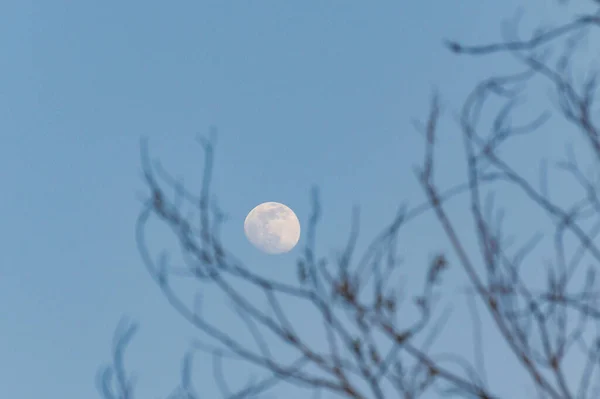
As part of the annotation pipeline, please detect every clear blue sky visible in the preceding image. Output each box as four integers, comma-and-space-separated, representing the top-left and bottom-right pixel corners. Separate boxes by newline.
1, 1, 595, 398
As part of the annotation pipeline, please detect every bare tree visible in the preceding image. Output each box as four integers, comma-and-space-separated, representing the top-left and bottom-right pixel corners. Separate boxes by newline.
99, 2, 600, 398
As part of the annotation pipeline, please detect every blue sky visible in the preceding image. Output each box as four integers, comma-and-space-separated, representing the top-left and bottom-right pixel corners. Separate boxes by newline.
1, 1, 597, 398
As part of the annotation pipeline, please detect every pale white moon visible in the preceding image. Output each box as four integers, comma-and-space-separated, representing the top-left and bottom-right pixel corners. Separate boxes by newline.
244, 202, 301, 254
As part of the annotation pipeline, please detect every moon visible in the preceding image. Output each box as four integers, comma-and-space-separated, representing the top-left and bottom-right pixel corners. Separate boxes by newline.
244, 202, 301, 254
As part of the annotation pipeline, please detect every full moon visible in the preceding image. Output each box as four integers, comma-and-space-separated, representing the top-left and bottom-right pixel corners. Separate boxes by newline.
244, 202, 301, 254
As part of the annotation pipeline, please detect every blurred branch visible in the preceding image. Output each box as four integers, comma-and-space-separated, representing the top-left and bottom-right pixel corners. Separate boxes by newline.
100, 2, 600, 398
